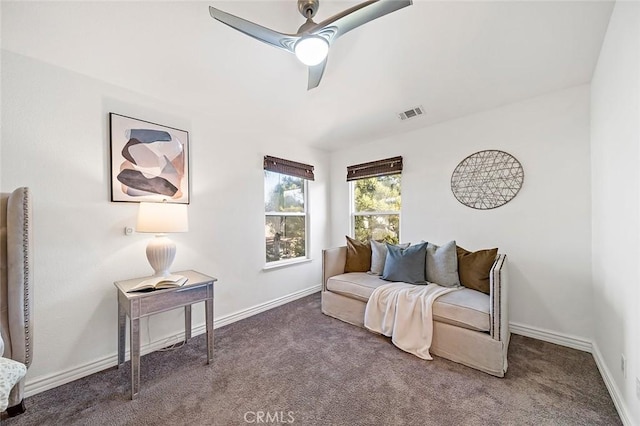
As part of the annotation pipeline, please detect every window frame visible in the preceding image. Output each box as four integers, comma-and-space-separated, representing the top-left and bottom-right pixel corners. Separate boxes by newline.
350, 175, 402, 243
264, 171, 310, 268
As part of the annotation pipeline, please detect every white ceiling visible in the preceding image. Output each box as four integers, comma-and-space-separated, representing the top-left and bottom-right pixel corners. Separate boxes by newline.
1, 1, 614, 151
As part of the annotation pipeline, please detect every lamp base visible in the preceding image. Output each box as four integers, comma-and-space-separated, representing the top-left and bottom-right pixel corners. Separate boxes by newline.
146, 235, 176, 277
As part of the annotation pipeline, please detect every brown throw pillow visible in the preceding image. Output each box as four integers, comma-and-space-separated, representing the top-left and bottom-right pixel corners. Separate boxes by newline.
456, 246, 498, 294
345, 236, 372, 273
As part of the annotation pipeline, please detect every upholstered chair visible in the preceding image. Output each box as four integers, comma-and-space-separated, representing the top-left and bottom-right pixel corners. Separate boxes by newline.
0, 187, 33, 416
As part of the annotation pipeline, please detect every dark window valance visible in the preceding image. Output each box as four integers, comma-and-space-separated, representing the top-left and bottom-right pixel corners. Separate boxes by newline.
346, 156, 403, 181
264, 155, 315, 181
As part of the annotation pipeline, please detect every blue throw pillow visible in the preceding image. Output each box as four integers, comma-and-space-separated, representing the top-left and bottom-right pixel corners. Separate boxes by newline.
381, 242, 428, 284
369, 240, 411, 275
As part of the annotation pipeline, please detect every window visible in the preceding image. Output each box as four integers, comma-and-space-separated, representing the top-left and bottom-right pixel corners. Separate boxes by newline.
348, 157, 402, 243
264, 156, 314, 265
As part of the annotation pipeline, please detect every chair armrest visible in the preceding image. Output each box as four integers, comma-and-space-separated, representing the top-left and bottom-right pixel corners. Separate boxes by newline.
322, 247, 347, 291
489, 254, 508, 341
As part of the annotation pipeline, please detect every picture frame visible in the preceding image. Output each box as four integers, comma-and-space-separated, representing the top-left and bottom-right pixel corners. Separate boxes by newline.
110, 113, 190, 204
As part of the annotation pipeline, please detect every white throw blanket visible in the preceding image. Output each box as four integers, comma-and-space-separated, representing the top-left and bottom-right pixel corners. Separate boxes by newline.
364, 282, 458, 360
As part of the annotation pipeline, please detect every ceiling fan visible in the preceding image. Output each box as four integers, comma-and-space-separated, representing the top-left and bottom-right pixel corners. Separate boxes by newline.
208, 0, 412, 90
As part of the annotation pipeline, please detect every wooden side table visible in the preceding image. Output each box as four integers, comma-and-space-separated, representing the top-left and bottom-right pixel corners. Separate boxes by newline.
114, 270, 216, 399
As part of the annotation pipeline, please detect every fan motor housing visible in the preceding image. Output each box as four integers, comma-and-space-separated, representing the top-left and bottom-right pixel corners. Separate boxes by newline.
298, 0, 319, 19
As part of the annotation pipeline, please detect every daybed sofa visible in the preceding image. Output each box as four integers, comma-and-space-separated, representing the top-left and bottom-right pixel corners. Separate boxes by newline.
0, 187, 33, 416
321, 244, 509, 377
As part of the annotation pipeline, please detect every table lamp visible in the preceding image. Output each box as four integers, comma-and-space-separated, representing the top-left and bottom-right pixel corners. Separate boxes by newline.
136, 201, 189, 277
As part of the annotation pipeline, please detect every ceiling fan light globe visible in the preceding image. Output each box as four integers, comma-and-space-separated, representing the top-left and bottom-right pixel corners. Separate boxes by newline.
294, 36, 329, 66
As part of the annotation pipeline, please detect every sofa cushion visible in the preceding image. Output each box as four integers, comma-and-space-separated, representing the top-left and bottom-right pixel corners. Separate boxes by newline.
382, 242, 428, 284
370, 240, 410, 275
345, 236, 371, 273
327, 274, 490, 333
327, 273, 387, 302
456, 246, 498, 294
426, 240, 460, 288
432, 288, 490, 332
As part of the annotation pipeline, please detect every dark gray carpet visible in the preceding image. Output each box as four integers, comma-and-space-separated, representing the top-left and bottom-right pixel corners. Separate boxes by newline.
4, 293, 620, 425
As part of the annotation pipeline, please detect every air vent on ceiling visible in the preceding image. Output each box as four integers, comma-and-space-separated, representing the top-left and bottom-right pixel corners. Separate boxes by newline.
398, 106, 425, 121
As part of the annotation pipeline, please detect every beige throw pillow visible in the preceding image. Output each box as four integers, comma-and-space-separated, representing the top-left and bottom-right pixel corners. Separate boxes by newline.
425, 240, 461, 287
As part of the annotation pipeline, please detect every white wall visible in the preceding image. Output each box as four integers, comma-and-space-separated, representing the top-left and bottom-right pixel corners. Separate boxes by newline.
0, 50, 330, 392
330, 85, 593, 340
591, 1, 640, 424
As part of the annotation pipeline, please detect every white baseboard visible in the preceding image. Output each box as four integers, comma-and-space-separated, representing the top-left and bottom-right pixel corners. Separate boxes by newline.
591, 343, 633, 426
509, 321, 593, 353
214, 284, 321, 329
25, 284, 321, 397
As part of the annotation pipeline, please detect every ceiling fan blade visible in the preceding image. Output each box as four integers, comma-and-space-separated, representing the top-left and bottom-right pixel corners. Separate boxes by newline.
307, 58, 328, 90
209, 6, 297, 53
309, 0, 412, 41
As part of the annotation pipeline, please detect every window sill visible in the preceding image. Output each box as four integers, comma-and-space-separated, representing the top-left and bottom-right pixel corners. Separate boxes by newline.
263, 258, 312, 271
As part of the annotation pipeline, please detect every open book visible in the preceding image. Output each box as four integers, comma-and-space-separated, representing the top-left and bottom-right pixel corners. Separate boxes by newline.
127, 274, 188, 292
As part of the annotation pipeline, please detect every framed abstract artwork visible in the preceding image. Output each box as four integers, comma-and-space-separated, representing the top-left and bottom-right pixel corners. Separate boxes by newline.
110, 113, 189, 204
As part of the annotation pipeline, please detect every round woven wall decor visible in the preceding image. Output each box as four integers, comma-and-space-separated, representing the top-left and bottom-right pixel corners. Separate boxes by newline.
451, 150, 524, 210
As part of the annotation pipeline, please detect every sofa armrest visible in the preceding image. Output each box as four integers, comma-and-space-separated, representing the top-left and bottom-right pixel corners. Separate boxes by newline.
489, 254, 508, 341
322, 247, 347, 291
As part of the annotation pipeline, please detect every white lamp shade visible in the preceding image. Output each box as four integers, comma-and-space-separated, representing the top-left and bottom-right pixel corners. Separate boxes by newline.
136, 202, 189, 233
294, 36, 329, 66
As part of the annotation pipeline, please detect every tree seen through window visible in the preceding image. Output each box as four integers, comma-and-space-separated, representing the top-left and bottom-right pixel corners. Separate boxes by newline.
353, 175, 401, 244
265, 171, 307, 263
